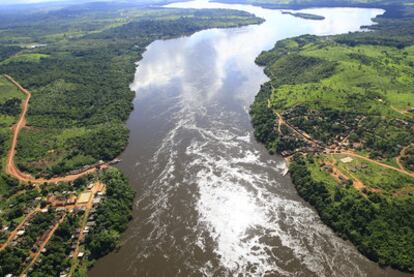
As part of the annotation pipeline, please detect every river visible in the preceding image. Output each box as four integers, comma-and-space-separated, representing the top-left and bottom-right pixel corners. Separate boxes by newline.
89, 1, 412, 276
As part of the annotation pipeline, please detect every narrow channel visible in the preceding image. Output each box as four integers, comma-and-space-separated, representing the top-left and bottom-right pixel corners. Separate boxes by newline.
90, 1, 411, 276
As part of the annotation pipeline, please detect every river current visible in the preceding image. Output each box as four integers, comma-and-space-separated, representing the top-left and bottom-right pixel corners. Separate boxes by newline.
89, 1, 411, 276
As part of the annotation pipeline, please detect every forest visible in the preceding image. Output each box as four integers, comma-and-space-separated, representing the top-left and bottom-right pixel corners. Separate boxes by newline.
250, 0, 414, 272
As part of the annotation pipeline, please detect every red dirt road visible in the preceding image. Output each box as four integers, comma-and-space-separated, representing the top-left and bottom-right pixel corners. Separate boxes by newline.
20, 214, 66, 276
0, 208, 39, 250
4, 75, 106, 184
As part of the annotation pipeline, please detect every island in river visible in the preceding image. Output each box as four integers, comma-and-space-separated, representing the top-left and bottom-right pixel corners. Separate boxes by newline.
281, 11, 325, 20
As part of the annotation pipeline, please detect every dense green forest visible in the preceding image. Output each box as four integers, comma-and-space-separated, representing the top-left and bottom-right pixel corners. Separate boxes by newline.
250, 1, 414, 272
0, 4, 262, 178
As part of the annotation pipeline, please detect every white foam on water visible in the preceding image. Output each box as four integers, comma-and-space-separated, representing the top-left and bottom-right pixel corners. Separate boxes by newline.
176, 108, 368, 276
122, 2, 385, 276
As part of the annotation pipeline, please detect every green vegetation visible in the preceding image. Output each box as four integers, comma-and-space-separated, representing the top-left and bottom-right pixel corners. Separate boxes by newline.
0, 75, 23, 196
291, 155, 414, 272
401, 146, 414, 171
281, 11, 325, 20
0, 53, 49, 65
333, 154, 414, 194
252, 33, 414, 160
0, 169, 132, 277
0, 4, 262, 178
0, 210, 57, 276
250, 1, 414, 272
30, 213, 79, 277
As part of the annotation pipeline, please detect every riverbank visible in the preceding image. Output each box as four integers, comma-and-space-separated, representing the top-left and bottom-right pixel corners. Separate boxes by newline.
249, 3, 414, 272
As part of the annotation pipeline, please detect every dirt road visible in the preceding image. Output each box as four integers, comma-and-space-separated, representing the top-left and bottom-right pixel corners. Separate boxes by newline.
274, 111, 414, 178
396, 144, 413, 172
275, 112, 318, 147
0, 208, 39, 250
3, 75, 107, 184
68, 182, 106, 277
19, 214, 66, 276
337, 151, 414, 178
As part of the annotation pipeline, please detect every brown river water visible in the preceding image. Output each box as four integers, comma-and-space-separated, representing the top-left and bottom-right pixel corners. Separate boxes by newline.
89, 1, 413, 276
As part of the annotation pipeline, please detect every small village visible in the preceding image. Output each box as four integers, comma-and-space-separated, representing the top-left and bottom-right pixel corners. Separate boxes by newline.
0, 180, 107, 277
275, 106, 414, 193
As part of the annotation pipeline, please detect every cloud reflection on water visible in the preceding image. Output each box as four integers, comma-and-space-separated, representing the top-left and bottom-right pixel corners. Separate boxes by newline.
120, 2, 389, 276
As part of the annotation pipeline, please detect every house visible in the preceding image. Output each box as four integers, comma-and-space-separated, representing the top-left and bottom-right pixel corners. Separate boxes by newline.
340, 157, 353, 163
66, 195, 77, 205
86, 221, 96, 227
93, 197, 102, 205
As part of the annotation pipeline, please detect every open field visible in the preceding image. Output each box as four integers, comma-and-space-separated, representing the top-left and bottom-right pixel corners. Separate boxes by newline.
0, 53, 49, 65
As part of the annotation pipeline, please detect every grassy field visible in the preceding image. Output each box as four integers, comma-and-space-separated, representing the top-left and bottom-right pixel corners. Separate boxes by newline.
269, 43, 414, 117
262, 36, 414, 159
333, 154, 414, 195
0, 75, 24, 103
0, 53, 49, 65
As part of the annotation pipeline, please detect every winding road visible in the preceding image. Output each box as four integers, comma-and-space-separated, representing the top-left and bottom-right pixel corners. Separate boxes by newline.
4, 75, 106, 184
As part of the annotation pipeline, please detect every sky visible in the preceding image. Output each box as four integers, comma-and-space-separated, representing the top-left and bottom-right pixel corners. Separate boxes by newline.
0, 0, 67, 4
1, 0, 64, 3
0, 0, 111, 5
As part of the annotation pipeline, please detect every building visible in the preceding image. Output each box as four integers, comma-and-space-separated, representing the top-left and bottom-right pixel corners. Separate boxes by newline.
76, 192, 92, 205
340, 157, 353, 163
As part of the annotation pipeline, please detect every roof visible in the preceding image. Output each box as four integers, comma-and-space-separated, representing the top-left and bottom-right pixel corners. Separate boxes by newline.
340, 157, 353, 163
77, 192, 92, 204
